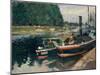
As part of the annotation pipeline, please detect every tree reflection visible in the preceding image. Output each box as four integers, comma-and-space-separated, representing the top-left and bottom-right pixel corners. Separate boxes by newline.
12, 36, 44, 69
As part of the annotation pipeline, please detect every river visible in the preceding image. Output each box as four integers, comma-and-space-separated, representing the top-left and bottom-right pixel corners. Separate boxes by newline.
11, 35, 82, 74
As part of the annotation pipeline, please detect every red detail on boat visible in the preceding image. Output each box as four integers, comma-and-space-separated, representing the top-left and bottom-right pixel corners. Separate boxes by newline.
57, 44, 80, 51
38, 56, 48, 59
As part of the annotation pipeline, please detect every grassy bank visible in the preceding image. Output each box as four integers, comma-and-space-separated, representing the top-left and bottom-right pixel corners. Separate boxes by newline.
12, 26, 70, 36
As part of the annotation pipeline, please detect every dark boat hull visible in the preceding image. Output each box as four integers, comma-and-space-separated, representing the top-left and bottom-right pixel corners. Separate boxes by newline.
57, 39, 96, 57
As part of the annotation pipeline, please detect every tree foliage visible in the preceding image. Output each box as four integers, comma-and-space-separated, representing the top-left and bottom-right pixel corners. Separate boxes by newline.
12, 1, 64, 26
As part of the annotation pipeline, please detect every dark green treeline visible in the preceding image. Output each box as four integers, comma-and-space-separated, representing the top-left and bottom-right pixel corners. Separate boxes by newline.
12, 1, 64, 26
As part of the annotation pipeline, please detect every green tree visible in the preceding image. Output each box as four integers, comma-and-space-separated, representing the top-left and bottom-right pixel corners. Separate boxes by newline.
12, 1, 64, 26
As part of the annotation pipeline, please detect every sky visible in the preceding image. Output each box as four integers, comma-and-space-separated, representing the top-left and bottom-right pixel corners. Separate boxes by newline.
58, 4, 95, 23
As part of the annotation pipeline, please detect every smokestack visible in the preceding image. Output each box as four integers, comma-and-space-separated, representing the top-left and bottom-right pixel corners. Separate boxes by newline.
79, 16, 82, 41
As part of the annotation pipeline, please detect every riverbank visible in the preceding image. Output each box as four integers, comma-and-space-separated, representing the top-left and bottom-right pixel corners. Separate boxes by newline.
71, 48, 96, 70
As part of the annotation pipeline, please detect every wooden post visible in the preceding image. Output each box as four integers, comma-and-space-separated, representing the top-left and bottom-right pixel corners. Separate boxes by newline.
79, 16, 82, 41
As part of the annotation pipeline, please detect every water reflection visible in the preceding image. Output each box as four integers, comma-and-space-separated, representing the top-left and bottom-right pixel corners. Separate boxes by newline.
12, 54, 82, 74
12, 36, 44, 68
12, 35, 91, 73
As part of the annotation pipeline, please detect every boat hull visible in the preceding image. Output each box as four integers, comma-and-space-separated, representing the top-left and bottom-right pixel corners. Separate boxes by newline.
57, 40, 96, 57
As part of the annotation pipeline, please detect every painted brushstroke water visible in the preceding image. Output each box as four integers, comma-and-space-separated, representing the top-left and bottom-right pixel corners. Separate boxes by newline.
11, 35, 81, 74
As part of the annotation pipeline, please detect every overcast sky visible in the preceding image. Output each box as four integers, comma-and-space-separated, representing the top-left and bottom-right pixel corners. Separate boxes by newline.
58, 4, 95, 23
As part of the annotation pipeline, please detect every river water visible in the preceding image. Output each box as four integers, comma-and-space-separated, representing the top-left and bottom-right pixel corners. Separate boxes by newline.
11, 35, 83, 74
12, 54, 81, 74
